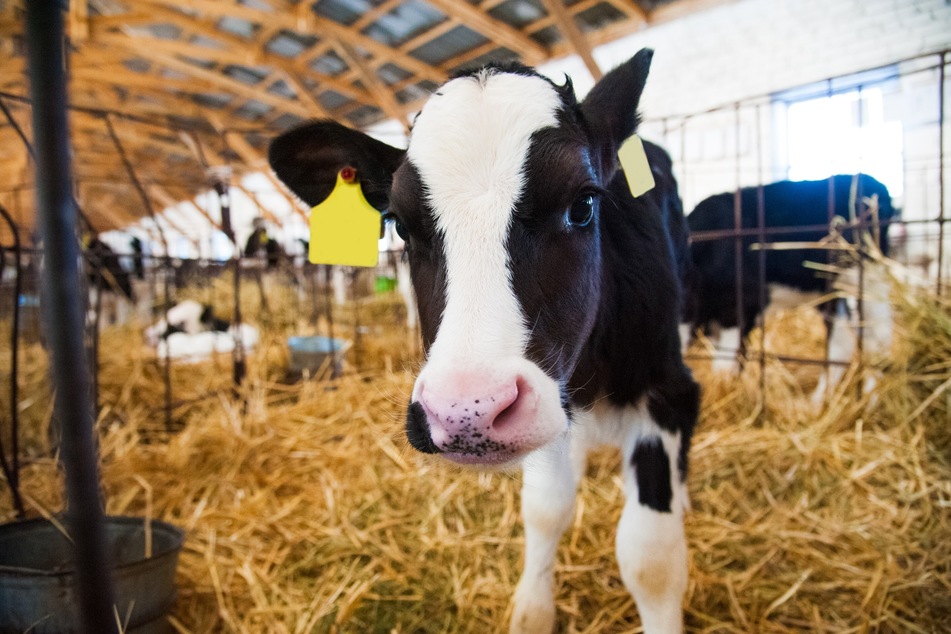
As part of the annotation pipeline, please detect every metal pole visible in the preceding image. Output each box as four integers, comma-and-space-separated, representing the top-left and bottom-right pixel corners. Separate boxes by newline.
733, 102, 746, 366
24, 4, 119, 632
0, 204, 25, 517
756, 103, 767, 400
938, 52, 946, 295
215, 180, 246, 387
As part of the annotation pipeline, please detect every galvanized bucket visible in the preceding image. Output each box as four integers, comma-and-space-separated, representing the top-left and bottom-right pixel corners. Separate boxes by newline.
0, 516, 184, 633
288, 335, 349, 379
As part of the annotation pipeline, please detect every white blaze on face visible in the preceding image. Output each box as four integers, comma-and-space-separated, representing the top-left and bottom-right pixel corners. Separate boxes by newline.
407, 71, 562, 362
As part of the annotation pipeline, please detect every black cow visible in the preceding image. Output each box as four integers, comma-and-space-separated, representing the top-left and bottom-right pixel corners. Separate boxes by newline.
84, 236, 134, 302
683, 174, 895, 371
269, 49, 698, 633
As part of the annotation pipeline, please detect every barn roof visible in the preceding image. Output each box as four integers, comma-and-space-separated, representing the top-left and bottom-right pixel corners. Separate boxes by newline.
0, 0, 724, 245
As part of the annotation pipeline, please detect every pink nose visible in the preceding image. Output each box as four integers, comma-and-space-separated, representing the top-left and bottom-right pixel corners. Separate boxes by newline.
416, 373, 539, 460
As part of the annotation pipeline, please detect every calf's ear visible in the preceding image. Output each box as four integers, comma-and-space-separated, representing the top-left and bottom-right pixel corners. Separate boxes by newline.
268, 120, 406, 210
580, 48, 653, 177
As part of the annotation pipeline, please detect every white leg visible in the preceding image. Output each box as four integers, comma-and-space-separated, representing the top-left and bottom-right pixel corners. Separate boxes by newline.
812, 311, 855, 406
711, 326, 741, 373
617, 428, 688, 634
511, 430, 587, 634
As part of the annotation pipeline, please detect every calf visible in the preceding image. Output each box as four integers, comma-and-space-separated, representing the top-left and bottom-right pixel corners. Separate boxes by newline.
84, 235, 135, 302
684, 174, 895, 374
269, 49, 698, 633
144, 299, 230, 347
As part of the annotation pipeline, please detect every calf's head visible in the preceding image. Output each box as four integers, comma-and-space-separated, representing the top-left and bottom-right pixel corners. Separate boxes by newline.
269, 49, 654, 467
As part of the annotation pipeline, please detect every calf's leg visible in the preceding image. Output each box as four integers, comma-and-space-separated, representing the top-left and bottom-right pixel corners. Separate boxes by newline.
617, 427, 689, 634
511, 431, 587, 634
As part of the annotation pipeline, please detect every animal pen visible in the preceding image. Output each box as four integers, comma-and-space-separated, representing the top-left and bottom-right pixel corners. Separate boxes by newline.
1, 7, 951, 634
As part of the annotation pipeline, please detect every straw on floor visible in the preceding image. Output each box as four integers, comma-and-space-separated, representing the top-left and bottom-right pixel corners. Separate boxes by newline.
1, 271, 948, 633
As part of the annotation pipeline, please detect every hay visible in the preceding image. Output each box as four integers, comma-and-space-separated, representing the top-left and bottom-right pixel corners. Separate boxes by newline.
1, 273, 949, 633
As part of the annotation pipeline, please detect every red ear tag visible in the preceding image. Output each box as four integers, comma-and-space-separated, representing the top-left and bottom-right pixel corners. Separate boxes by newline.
340, 166, 356, 183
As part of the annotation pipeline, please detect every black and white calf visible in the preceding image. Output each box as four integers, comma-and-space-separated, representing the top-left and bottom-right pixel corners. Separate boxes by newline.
684, 174, 896, 375
144, 299, 230, 346
144, 299, 259, 362
269, 49, 699, 633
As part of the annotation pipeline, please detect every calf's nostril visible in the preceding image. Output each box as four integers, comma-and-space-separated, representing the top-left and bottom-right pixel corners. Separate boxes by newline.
490, 399, 519, 431
406, 401, 440, 454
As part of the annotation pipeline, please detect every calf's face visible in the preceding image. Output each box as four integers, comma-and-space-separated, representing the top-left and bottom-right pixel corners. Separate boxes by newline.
269, 49, 654, 467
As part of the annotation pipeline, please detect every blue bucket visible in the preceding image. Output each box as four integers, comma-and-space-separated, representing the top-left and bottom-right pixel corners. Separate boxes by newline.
288, 336, 348, 378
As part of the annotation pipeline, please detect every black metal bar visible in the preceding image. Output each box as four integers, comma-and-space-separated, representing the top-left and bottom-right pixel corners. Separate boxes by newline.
733, 102, 746, 365
0, 204, 25, 518
690, 217, 901, 243
162, 263, 173, 431
938, 52, 946, 295
325, 265, 336, 357
232, 255, 246, 387
755, 103, 767, 399
214, 179, 246, 387
24, 4, 119, 632
851, 87, 867, 401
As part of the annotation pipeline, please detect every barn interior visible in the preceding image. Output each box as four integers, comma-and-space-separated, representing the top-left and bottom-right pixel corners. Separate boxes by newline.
1, 0, 950, 632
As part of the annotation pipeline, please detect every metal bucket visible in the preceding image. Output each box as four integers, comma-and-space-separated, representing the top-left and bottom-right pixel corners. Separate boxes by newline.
288, 335, 349, 379
0, 516, 185, 634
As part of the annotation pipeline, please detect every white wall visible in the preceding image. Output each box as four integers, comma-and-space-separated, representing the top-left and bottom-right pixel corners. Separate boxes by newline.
572, 0, 950, 275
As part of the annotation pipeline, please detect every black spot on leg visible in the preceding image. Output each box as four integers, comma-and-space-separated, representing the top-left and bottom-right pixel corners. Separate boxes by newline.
647, 376, 699, 481
406, 401, 440, 454
631, 438, 673, 513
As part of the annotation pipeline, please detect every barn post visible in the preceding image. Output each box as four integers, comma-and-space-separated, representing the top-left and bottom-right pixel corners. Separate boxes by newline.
25, 2, 120, 631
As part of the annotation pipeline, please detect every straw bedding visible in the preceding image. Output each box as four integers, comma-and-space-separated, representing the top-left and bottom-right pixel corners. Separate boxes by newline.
1, 272, 949, 633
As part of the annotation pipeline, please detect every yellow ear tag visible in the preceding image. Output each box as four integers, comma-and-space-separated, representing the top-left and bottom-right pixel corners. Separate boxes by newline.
617, 134, 655, 198
309, 167, 381, 267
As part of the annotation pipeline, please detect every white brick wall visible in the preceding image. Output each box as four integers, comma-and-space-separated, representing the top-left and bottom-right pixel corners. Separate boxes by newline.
538, 0, 951, 278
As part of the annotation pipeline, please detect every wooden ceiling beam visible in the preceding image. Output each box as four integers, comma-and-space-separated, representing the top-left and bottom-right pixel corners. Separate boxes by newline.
397, 18, 458, 55
114, 44, 314, 120
140, 0, 447, 85
218, 125, 309, 222
74, 183, 144, 229
352, 0, 404, 32
72, 64, 218, 95
539, 0, 602, 80
331, 39, 410, 133
68, 0, 90, 41
425, 0, 548, 64
93, 13, 376, 112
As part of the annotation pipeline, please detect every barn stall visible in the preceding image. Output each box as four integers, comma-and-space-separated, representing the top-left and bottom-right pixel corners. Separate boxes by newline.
1, 0, 950, 632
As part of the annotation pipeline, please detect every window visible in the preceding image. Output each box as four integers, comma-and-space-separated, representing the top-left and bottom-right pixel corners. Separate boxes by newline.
775, 68, 903, 199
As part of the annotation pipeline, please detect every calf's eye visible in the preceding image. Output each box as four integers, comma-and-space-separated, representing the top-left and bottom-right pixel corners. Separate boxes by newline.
566, 194, 596, 228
